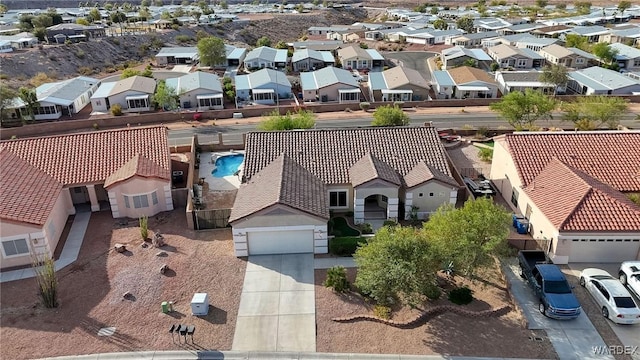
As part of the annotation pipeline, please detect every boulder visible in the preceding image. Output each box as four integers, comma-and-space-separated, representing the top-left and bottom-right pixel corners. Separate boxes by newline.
114, 243, 126, 253
160, 264, 169, 274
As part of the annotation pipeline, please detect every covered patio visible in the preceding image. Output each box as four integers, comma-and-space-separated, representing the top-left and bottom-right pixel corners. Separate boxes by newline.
457, 85, 493, 99
381, 89, 413, 102
338, 88, 361, 103
125, 94, 151, 111
196, 94, 224, 110
251, 89, 276, 104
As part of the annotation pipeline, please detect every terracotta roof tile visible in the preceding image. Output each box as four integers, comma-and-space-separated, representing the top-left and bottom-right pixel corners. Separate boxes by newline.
1, 126, 171, 187
229, 154, 328, 223
104, 154, 171, 188
404, 161, 459, 188
505, 131, 640, 192
524, 158, 640, 232
0, 149, 62, 225
349, 152, 402, 187
243, 127, 452, 186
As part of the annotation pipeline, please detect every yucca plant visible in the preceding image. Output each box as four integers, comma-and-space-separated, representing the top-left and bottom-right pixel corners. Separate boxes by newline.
139, 215, 148, 240
31, 251, 58, 308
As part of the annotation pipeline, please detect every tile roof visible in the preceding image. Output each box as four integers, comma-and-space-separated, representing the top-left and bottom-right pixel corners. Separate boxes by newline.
349, 153, 402, 187
243, 127, 453, 187
447, 66, 497, 85
503, 131, 640, 192
104, 154, 171, 188
229, 154, 329, 223
404, 161, 460, 188
524, 158, 640, 232
0, 149, 63, 226
0, 126, 171, 187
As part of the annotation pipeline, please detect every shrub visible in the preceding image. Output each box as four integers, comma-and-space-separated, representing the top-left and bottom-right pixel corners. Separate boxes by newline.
75, 49, 85, 59
175, 34, 192, 43
77, 66, 93, 75
478, 147, 493, 162
424, 284, 442, 300
476, 126, 489, 138
32, 252, 58, 308
628, 193, 640, 206
383, 220, 397, 227
324, 265, 349, 292
110, 104, 123, 116
448, 286, 473, 305
330, 236, 366, 256
359, 102, 370, 111
373, 305, 391, 319
358, 222, 373, 234
93, 123, 99, 130
139, 215, 148, 240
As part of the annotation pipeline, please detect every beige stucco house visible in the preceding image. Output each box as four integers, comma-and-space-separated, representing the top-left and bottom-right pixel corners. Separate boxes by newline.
0, 126, 173, 270
489, 131, 640, 264
229, 126, 461, 256
299, 66, 361, 103
368, 66, 431, 102
90, 76, 157, 113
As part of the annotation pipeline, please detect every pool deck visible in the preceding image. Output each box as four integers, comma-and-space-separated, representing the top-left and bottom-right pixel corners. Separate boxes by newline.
199, 151, 244, 191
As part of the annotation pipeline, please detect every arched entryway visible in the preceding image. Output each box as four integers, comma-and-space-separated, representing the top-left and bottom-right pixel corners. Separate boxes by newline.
364, 194, 388, 221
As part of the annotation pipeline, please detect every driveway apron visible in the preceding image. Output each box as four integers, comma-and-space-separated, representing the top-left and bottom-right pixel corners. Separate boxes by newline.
232, 254, 316, 352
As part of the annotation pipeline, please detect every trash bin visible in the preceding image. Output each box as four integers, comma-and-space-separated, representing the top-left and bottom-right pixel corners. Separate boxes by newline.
161, 301, 168, 314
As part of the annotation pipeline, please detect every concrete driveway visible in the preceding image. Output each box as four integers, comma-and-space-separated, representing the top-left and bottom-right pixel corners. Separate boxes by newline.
567, 263, 640, 360
232, 254, 316, 352
503, 262, 614, 360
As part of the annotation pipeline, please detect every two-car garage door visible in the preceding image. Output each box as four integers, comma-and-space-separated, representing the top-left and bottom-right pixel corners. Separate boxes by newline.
247, 230, 314, 255
569, 239, 640, 263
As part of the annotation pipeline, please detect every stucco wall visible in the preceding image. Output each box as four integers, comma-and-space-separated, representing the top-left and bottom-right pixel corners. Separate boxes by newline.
489, 137, 523, 211
108, 90, 153, 111
107, 176, 173, 218
232, 205, 328, 228
407, 181, 458, 218
327, 184, 354, 212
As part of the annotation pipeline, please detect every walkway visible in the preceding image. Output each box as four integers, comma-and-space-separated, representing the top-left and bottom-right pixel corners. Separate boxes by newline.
314, 256, 356, 269
0, 212, 91, 283
232, 254, 316, 352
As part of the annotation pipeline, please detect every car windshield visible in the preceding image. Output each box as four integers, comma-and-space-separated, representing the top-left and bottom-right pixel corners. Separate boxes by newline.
614, 297, 637, 309
544, 280, 572, 294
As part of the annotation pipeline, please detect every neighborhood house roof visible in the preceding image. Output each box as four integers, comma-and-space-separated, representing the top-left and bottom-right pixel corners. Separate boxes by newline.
447, 66, 497, 85
235, 68, 291, 90
338, 45, 382, 61
610, 43, 640, 60
524, 158, 640, 232
108, 75, 157, 97
104, 153, 170, 188
349, 152, 402, 187
432, 70, 455, 87
36, 76, 99, 106
244, 46, 288, 63
369, 66, 429, 91
90, 81, 116, 100
165, 71, 222, 94
442, 46, 492, 61
404, 161, 460, 188
502, 131, 640, 192
569, 66, 640, 91
300, 66, 357, 91
488, 43, 542, 60
291, 48, 335, 63
540, 44, 573, 58
155, 46, 198, 59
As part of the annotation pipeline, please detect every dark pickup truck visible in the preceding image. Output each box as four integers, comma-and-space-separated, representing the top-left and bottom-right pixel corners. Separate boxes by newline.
518, 250, 582, 320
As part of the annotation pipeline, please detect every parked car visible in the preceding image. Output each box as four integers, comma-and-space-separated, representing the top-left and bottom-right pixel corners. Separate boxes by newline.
619, 261, 640, 298
518, 250, 582, 319
580, 268, 640, 325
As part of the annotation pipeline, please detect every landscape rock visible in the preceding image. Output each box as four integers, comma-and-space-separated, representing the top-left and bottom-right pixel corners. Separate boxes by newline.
141, 243, 148, 248
160, 264, 169, 274
114, 243, 126, 253
152, 232, 165, 248
122, 292, 133, 300
155, 251, 167, 257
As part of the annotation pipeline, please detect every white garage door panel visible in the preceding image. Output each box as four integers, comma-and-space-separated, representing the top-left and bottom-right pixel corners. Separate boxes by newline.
248, 230, 314, 255
569, 239, 640, 263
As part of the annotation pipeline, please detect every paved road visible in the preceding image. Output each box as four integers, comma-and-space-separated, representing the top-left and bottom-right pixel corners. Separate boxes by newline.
168, 112, 640, 146
383, 51, 439, 81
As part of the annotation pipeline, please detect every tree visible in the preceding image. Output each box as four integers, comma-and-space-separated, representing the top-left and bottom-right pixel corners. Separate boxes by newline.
220, 0, 228, 9
154, 0, 164, 5
564, 34, 588, 50
76, 18, 90, 25
275, 40, 288, 49
618, 1, 631, 15
120, 68, 141, 79
256, 36, 271, 47
371, 105, 409, 126
354, 226, 440, 306
535, 0, 548, 7
257, 110, 316, 131
433, 19, 448, 30
197, 36, 226, 67
141, 0, 151, 6
32, 14, 53, 29
456, 16, 474, 33
0, 4, 7, 14
423, 197, 511, 278
489, 89, 556, 130
153, 80, 178, 110
110, 11, 127, 24
539, 64, 568, 95
89, 7, 101, 22
574, 1, 591, 15
18, 87, 39, 121
561, 96, 628, 130
191, 10, 201, 23
0, 85, 17, 122
592, 42, 618, 65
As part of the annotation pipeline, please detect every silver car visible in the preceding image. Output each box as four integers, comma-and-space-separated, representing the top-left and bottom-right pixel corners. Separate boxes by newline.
579, 268, 640, 325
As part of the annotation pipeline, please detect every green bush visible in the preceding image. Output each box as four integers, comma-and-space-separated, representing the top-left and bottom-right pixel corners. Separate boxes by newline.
139, 215, 148, 240
324, 265, 349, 292
359, 102, 370, 111
478, 147, 493, 162
32, 252, 58, 308
448, 286, 473, 305
424, 284, 442, 300
331, 217, 360, 236
359, 222, 373, 234
383, 220, 397, 227
330, 236, 366, 256
175, 34, 192, 43
110, 104, 123, 116
373, 304, 391, 319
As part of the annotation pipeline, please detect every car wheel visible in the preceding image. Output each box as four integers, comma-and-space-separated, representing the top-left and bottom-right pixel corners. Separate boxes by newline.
579, 277, 585, 287
539, 303, 547, 316
620, 273, 627, 285
602, 307, 609, 319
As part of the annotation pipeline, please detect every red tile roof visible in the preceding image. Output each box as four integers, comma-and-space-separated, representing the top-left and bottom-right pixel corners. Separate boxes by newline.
504, 131, 640, 192
0, 149, 62, 225
524, 158, 640, 232
1, 126, 171, 186
104, 154, 171, 188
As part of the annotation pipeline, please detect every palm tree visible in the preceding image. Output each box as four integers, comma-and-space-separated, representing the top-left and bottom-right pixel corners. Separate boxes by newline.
539, 64, 568, 96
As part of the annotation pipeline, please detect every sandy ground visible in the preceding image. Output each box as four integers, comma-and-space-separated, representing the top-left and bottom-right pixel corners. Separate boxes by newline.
0, 211, 245, 360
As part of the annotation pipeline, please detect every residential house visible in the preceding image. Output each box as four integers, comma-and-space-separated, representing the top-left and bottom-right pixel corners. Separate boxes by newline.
229, 127, 461, 256
497, 23, 545, 36
429, 29, 465, 45
600, 26, 640, 45
474, 17, 512, 32
292, 40, 344, 53
165, 71, 224, 110
243, 46, 288, 70
299, 66, 360, 103
567, 66, 640, 95
0, 126, 174, 270
327, 29, 365, 42
291, 49, 335, 72
447, 66, 499, 99
531, 25, 572, 39
0, 40, 12, 53
489, 131, 640, 264
446, 31, 498, 48
90, 76, 156, 113
155, 47, 199, 66
225, 44, 247, 67
490, 34, 558, 52
610, 43, 640, 72
337, 45, 385, 70
368, 66, 430, 102
0, 32, 38, 50
563, 25, 610, 43
307, 26, 350, 36
45, 23, 105, 43
538, 44, 596, 69
494, 71, 555, 95
487, 44, 545, 69
235, 68, 291, 105
440, 46, 493, 69
431, 70, 455, 99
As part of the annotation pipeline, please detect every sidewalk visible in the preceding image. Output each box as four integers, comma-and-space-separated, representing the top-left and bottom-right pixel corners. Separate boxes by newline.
0, 212, 91, 283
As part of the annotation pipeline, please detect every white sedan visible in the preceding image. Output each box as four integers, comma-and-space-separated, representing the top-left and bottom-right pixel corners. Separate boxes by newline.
579, 268, 640, 325
619, 261, 640, 298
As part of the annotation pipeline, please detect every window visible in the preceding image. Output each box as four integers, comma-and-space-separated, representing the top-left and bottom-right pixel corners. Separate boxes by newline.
511, 187, 519, 207
634, 59, 640, 67
128, 98, 148, 109
340, 92, 359, 102
124, 195, 130, 208
152, 191, 158, 205
575, 58, 585, 64
123, 192, 155, 209
429, 192, 434, 197
133, 194, 149, 208
253, 92, 274, 101
199, 97, 222, 107
95, 100, 102, 106
517, 59, 527, 67
2, 239, 28, 257
418, 193, 424, 197
329, 190, 348, 208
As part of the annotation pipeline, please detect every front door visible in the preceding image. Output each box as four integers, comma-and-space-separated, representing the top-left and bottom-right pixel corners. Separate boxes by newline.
70, 186, 90, 204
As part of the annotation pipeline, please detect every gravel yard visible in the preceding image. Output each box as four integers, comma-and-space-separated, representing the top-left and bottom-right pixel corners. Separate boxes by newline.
0, 211, 245, 360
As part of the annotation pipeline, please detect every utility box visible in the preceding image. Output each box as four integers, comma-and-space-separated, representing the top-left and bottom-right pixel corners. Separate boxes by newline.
191, 293, 209, 316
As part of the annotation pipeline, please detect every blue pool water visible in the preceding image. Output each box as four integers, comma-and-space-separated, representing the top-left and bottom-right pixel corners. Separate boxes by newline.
212, 154, 244, 177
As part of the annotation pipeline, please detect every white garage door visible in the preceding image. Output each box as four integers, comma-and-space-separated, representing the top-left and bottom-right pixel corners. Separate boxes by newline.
248, 230, 314, 255
569, 239, 640, 263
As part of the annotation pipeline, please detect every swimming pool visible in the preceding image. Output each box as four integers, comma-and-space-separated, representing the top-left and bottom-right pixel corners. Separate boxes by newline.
212, 154, 244, 178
